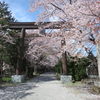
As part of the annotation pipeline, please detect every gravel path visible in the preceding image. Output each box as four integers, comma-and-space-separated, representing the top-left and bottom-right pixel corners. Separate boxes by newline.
0, 72, 100, 100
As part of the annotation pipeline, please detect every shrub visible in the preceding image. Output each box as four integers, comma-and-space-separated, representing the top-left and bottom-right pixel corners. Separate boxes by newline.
54, 59, 62, 74
2, 77, 11, 82
68, 57, 90, 81
54, 56, 90, 81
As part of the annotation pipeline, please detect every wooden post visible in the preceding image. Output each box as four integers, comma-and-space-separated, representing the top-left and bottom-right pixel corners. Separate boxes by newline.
16, 28, 25, 75
61, 38, 67, 75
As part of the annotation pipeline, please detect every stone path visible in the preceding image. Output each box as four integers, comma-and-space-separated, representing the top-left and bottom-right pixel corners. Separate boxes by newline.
0, 72, 100, 100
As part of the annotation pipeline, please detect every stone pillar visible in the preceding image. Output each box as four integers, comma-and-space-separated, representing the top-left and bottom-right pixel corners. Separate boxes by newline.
96, 39, 100, 78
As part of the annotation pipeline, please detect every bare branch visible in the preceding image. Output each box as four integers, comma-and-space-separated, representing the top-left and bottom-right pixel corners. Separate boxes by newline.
51, 3, 68, 17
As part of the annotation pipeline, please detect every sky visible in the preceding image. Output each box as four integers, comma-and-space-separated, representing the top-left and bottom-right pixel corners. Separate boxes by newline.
0, 0, 40, 22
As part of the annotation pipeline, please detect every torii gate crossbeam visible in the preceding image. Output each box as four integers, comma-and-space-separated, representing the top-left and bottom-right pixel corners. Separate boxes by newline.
9, 22, 67, 29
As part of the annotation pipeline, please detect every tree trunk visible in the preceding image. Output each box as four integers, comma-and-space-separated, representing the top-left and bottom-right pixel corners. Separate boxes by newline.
70, 0, 72, 4
34, 66, 38, 75
96, 41, 100, 78
0, 61, 3, 76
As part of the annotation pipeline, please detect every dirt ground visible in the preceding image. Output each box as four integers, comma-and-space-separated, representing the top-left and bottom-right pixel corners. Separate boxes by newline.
64, 81, 100, 100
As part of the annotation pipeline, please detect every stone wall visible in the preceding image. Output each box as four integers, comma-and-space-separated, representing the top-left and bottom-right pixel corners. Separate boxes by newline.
86, 63, 98, 78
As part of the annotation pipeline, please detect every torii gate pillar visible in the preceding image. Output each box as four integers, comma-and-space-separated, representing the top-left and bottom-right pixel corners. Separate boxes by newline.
60, 38, 72, 84
16, 28, 25, 75
61, 38, 67, 75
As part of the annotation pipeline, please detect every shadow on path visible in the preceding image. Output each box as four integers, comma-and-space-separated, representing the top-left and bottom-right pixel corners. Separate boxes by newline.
0, 72, 56, 100
28, 72, 57, 83
0, 83, 37, 100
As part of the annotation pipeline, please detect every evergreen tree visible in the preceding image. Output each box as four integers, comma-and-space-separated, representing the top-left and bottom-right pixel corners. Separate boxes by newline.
0, 1, 15, 75
0, 1, 15, 30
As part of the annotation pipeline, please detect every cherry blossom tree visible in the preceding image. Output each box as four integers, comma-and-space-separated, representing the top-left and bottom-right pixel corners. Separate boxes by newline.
30, 0, 99, 55
29, 0, 100, 75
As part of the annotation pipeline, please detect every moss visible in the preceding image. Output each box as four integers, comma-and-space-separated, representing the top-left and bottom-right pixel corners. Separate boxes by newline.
65, 82, 81, 86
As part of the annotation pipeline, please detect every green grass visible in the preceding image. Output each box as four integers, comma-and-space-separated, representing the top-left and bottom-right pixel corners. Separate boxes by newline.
64, 81, 81, 86
2, 77, 11, 82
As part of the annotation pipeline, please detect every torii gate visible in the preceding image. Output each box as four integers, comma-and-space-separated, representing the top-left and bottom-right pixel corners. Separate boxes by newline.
9, 21, 69, 75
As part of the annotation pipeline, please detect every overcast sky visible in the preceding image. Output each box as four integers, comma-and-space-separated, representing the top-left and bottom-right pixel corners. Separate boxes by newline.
0, 0, 40, 22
